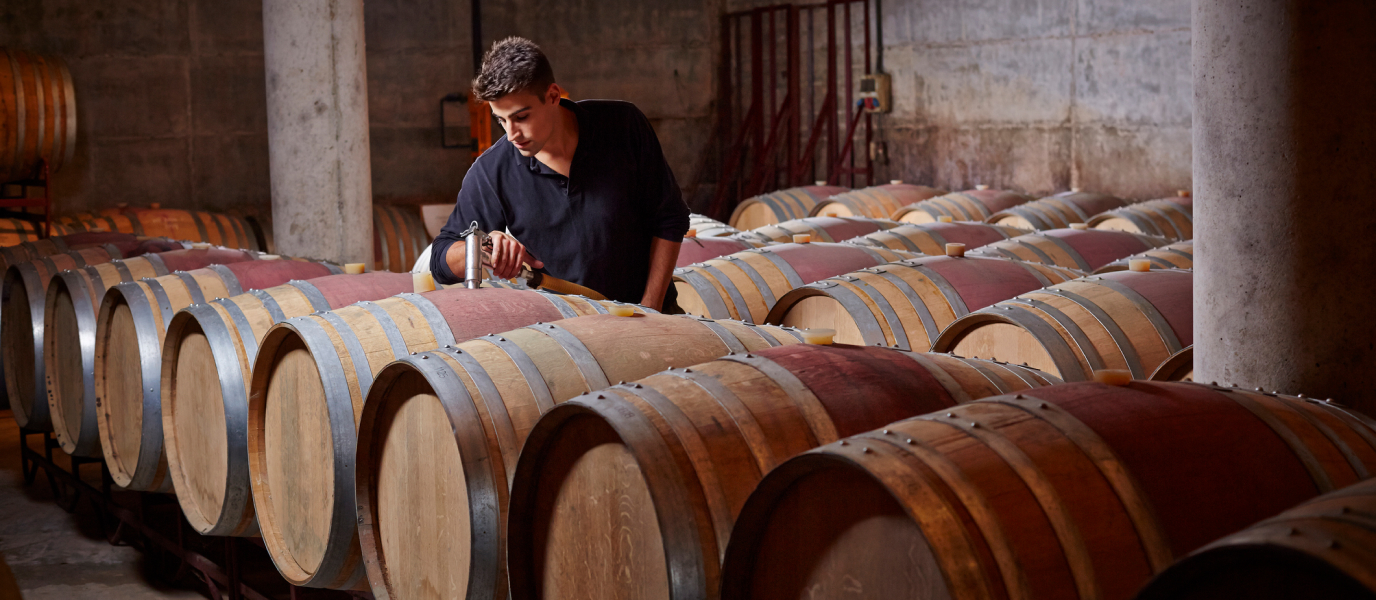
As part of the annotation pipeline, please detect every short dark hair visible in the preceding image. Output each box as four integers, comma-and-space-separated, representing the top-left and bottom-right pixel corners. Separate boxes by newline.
472, 37, 556, 102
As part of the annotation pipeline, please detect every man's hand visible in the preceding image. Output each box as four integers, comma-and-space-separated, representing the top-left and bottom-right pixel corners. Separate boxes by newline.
640, 237, 681, 312
488, 231, 544, 280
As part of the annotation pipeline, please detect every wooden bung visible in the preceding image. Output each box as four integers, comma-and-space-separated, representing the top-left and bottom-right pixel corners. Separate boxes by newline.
809, 183, 947, 221
90, 258, 346, 493
967, 228, 1170, 273
728, 186, 849, 231
1136, 475, 1376, 600
1093, 240, 1194, 274
802, 328, 835, 345
1087, 198, 1195, 241
986, 191, 1129, 231
505, 345, 1061, 600
673, 242, 918, 324
945, 242, 966, 257
766, 254, 1083, 351
846, 221, 1028, 255
734, 215, 901, 245
3, 244, 126, 431
344, 263, 365, 274
154, 272, 415, 535
891, 189, 1034, 225
933, 268, 1194, 382
353, 315, 809, 598
49, 249, 285, 457
373, 204, 432, 273
719, 381, 1376, 600
685, 228, 697, 238
1130, 259, 1153, 272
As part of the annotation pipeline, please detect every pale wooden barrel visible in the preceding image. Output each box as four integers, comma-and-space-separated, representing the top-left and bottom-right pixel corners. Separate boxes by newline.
505, 345, 1060, 600
736, 216, 900, 244
720, 381, 1376, 600
52, 209, 262, 250
1093, 240, 1193, 274
766, 255, 1083, 350
891, 187, 1034, 223
987, 191, 1130, 230
729, 186, 849, 230
689, 213, 740, 237
1088, 197, 1194, 241
809, 183, 947, 220
354, 314, 806, 598
373, 204, 431, 273
1136, 475, 1376, 600
151, 272, 417, 534
933, 268, 1194, 381
968, 228, 1170, 272
844, 221, 1028, 254
1150, 344, 1195, 382
0, 48, 76, 182
673, 242, 917, 323
46, 249, 289, 456
2, 244, 123, 430
51, 213, 140, 236
0, 218, 40, 246
253, 310, 747, 589
678, 234, 771, 267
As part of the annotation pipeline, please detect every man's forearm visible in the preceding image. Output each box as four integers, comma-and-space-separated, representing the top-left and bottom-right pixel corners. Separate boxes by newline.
640, 237, 681, 311
443, 239, 468, 281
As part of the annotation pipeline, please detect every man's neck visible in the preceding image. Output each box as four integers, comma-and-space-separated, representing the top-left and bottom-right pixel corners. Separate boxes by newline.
535, 104, 579, 178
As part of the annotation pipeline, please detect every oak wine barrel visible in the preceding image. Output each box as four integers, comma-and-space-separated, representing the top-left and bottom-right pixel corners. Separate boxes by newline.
373, 204, 432, 273
1150, 345, 1194, 382
55, 253, 327, 457
0, 231, 170, 277
735, 216, 901, 245
1087, 198, 1194, 241
987, 190, 1130, 231
689, 214, 740, 237
0, 218, 40, 246
808, 183, 947, 220
1136, 475, 1376, 600
766, 255, 1083, 350
3, 244, 125, 430
720, 381, 1376, 600
933, 268, 1193, 381
1094, 240, 1193, 274
353, 314, 806, 598
968, 228, 1170, 272
157, 280, 546, 537
506, 345, 1060, 600
729, 186, 849, 230
52, 209, 263, 250
678, 234, 771, 268
674, 242, 917, 323
845, 221, 1028, 254
1, 48, 76, 182
891, 187, 1035, 223
254, 311, 778, 589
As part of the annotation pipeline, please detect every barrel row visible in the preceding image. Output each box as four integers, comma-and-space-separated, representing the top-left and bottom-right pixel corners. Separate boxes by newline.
1088, 196, 1194, 241
250, 312, 802, 589
678, 234, 771, 268
736, 216, 900, 245
891, 186, 1034, 224
1, 47, 76, 182
689, 213, 740, 237
51, 209, 265, 252
674, 242, 918, 324
808, 182, 946, 220
1094, 239, 1194, 274
498, 344, 1060, 600
968, 227, 1170, 272
987, 190, 1130, 231
846, 221, 1027, 255
767, 255, 1083, 351
934, 268, 1194, 381
728, 185, 849, 230
720, 381, 1376, 600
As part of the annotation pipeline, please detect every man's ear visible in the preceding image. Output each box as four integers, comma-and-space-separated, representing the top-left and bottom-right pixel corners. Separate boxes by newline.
546, 83, 562, 104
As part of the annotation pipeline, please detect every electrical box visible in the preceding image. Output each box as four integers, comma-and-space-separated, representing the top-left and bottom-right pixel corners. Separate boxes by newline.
858, 73, 891, 113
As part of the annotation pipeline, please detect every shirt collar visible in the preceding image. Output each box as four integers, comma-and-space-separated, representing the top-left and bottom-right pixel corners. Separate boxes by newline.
520, 98, 585, 173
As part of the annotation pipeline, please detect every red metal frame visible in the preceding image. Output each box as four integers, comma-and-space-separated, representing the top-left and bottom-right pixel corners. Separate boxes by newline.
707, 0, 877, 219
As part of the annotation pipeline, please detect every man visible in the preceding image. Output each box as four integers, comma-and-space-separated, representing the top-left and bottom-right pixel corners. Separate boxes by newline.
429, 37, 688, 312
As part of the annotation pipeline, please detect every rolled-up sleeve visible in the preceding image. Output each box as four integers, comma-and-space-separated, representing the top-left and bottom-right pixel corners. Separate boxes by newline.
629, 110, 690, 241
429, 162, 508, 284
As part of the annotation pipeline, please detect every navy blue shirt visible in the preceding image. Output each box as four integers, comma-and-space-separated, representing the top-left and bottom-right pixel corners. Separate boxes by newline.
430, 98, 689, 304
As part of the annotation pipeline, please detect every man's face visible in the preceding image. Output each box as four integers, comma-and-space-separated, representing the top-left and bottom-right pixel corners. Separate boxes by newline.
490, 84, 563, 156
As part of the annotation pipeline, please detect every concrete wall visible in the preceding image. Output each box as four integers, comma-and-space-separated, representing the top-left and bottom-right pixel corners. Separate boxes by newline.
2, 0, 478, 215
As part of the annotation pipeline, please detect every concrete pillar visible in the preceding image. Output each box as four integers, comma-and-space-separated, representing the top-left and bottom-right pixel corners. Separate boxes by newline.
262, 0, 372, 265
1194, 1, 1376, 411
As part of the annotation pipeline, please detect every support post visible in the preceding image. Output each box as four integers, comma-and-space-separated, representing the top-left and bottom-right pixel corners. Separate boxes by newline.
1194, 0, 1376, 412
262, 0, 373, 265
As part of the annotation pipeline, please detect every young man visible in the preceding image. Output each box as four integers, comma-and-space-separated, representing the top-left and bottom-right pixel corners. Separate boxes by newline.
429, 37, 689, 311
